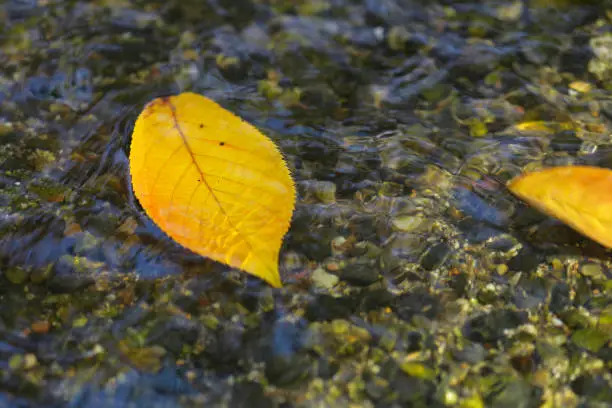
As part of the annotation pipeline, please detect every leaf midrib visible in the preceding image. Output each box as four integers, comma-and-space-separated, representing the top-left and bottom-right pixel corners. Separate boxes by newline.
166, 100, 260, 264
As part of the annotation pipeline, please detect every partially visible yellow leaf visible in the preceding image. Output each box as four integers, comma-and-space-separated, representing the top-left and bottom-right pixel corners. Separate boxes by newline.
508, 165, 612, 248
129, 92, 296, 287
513, 121, 575, 133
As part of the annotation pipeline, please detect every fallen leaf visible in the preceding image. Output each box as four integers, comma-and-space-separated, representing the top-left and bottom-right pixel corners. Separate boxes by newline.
513, 121, 574, 133
129, 92, 295, 287
508, 165, 612, 248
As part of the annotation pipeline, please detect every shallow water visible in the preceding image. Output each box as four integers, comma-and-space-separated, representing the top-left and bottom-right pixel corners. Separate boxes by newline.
0, 0, 611, 406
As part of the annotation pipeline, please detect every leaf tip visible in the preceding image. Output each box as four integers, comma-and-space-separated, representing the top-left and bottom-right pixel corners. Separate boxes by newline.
267, 273, 283, 288
249, 261, 283, 288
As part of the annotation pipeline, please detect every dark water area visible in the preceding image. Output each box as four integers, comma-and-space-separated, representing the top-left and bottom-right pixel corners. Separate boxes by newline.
0, 0, 611, 406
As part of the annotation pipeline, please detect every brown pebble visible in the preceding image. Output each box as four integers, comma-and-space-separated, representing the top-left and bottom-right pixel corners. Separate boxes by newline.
63, 222, 82, 236
31, 320, 50, 334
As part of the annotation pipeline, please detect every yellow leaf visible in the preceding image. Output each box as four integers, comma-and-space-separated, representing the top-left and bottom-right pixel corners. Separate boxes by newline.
513, 121, 575, 133
129, 92, 296, 287
508, 165, 612, 248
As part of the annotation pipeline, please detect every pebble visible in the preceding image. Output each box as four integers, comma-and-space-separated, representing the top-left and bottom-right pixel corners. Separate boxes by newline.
580, 263, 605, 279
31, 320, 50, 334
420, 242, 452, 271
338, 262, 380, 286
5, 266, 29, 284
312, 267, 339, 289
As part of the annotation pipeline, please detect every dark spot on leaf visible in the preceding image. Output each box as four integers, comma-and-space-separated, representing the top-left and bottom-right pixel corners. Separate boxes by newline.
199, 124, 204, 128
219, 141, 225, 146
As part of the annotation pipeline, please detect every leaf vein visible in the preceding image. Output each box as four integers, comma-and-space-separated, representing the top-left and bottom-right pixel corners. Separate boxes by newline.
150, 143, 185, 193
168, 101, 256, 256
167, 163, 194, 216
212, 188, 284, 222
196, 170, 286, 197
190, 152, 279, 181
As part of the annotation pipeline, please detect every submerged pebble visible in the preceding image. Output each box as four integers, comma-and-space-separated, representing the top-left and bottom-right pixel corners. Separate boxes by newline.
311, 267, 339, 289
338, 262, 380, 286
